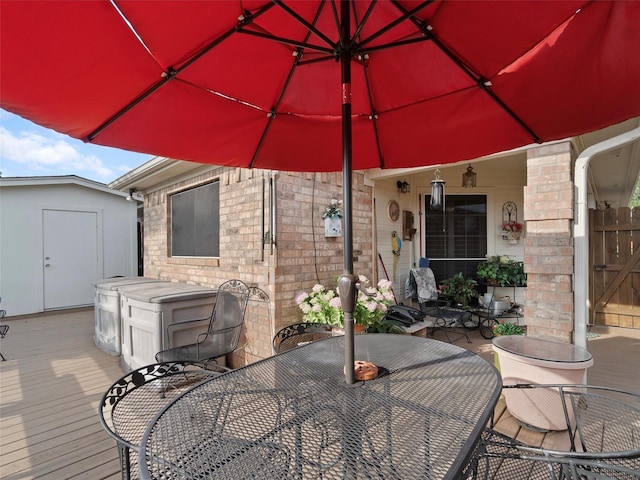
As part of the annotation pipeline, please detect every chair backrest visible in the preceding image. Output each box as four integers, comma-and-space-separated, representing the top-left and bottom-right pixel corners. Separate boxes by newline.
98, 361, 221, 480
559, 385, 640, 462
497, 383, 640, 475
272, 322, 333, 354
246, 286, 271, 336
406, 267, 439, 304
196, 279, 250, 360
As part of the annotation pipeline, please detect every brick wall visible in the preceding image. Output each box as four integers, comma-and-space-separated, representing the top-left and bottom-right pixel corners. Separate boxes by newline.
142, 167, 373, 366
523, 142, 575, 342
273, 171, 374, 335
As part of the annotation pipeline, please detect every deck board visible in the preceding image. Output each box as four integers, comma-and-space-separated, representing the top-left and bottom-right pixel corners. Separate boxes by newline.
0, 309, 122, 480
0, 308, 638, 479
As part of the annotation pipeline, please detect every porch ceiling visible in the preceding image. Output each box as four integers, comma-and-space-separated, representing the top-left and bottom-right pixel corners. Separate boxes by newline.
577, 117, 640, 209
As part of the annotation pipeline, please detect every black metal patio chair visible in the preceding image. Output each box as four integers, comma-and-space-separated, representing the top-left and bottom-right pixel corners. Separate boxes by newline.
464, 384, 640, 479
155, 279, 250, 365
406, 265, 474, 343
272, 322, 333, 354
464, 428, 640, 479
98, 361, 226, 480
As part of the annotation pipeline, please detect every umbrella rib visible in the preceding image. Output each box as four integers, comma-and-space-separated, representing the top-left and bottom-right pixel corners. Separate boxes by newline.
236, 29, 335, 55
249, 2, 328, 168
351, 1, 385, 169
392, 0, 540, 143
109, 0, 163, 69
87, 3, 279, 142
358, 35, 432, 55
390, 0, 541, 143
356, 0, 435, 50
248, 52, 306, 169
359, 61, 385, 169
272, 0, 338, 51
350, 0, 378, 43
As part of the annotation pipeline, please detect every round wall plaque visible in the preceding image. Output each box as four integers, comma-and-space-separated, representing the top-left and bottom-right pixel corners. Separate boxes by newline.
387, 200, 400, 222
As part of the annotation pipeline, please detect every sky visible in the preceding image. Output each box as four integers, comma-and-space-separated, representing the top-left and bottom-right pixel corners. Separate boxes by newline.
0, 109, 152, 185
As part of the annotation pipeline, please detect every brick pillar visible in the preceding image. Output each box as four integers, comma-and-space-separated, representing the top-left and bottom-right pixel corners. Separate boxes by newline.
523, 142, 575, 342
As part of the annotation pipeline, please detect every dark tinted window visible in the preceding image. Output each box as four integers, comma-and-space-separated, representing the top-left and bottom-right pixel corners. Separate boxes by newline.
424, 194, 486, 281
171, 182, 219, 257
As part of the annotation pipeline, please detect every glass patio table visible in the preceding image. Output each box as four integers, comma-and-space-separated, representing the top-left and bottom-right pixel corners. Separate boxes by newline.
139, 334, 501, 479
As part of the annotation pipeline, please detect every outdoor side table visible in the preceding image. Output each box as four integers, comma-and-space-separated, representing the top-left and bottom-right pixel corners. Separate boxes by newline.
139, 334, 502, 479
493, 335, 594, 431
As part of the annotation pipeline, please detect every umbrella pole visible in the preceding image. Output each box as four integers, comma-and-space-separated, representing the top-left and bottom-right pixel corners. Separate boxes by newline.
338, 0, 356, 385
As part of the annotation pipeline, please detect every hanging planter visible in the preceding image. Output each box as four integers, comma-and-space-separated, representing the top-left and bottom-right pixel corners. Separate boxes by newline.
324, 217, 342, 237
322, 199, 343, 237
501, 221, 524, 244
503, 230, 521, 244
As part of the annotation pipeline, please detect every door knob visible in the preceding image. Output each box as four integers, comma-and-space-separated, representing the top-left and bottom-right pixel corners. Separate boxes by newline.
45, 264, 51, 267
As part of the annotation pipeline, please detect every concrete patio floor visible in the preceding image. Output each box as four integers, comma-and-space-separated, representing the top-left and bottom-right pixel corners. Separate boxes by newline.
0, 308, 638, 479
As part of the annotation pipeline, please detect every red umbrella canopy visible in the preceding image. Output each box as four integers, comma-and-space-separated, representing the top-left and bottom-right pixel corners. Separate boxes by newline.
2, 0, 639, 172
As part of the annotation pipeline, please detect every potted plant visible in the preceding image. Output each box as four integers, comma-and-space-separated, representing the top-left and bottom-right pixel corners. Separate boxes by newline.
476, 255, 527, 287
295, 276, 396, 333
438, 273, 478, 307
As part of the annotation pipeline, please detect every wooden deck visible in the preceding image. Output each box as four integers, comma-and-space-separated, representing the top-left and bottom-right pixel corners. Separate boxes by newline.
0, 309, 638, 479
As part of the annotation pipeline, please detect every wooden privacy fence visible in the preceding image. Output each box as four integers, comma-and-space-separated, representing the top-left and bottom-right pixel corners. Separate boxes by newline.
590, 206, 640, 329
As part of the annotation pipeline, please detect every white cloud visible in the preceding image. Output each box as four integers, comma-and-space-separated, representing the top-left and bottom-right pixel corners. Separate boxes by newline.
0, 125, 113, 179
114, 163, 135, 174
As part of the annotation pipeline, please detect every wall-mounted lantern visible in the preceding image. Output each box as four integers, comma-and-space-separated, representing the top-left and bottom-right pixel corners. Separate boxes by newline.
396, 180, 410, 195
462, 165, 477, 188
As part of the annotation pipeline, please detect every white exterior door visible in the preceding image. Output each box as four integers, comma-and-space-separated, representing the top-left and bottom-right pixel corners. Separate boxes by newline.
43, 209, 98, 309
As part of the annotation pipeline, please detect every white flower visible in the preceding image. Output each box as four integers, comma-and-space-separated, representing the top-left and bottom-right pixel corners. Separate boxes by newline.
297, 275, 394, 328
364, 300, 378, 312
